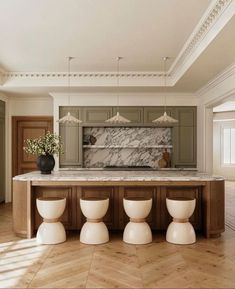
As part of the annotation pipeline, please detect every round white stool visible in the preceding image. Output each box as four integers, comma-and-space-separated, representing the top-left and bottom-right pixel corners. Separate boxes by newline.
80, 197, 109, 245
123, 197, 152, 245
36, 197, 66, 245
166, 197, 196, 245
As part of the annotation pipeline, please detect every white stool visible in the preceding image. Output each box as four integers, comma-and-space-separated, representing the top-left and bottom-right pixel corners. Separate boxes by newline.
36, 197, 66, 245
80, 197, 109, 245
166, 197, 196, 245
123, 197, 152, 245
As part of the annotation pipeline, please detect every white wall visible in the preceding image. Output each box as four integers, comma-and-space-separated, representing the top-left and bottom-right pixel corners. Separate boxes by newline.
197, 64, 235, 175
213, 111, 235, 180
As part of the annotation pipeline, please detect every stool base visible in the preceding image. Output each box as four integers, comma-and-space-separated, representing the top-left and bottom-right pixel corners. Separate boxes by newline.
80, 222, 109, 245
36, 222, 66, 245
166, 221, 196, 245
123, 222, 152, 245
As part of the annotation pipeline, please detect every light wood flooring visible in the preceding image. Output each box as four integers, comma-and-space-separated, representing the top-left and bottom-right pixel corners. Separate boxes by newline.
1, 182, 235, 288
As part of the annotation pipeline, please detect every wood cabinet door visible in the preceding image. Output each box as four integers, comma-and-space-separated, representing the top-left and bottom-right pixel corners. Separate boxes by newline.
34, 186, 77, 230
119, 186, 157, 229
160, 186, 202, 230
79, 186, 117, 229
59, 107, 82, 167
12, 116, 53, 176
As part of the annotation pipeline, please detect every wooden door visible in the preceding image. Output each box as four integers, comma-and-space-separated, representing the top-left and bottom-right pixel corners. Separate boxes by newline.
12, 116, 53, 177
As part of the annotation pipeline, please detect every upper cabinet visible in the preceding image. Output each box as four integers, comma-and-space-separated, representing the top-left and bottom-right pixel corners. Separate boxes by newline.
58, 106, 197, 168
172, 107, 197, 167
113, 107, 144, 123
59, 107, 82, 167
144, 107, 174, 123
82, 107, 113, 123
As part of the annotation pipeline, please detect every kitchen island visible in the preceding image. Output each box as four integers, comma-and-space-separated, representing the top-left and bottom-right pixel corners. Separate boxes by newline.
13, 170, 225, 239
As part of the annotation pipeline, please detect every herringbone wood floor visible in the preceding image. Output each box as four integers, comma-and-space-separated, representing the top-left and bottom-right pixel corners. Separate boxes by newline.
1, 182, 235, 288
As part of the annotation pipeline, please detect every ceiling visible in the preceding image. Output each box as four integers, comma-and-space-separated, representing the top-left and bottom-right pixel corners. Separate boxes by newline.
0, 0, 234, 96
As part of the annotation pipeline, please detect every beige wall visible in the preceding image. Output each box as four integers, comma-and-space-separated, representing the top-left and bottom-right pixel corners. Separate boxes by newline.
213, 111, 235, 180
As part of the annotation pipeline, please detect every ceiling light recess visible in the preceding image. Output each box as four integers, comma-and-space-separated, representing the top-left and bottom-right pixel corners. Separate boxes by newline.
152, 57, 178, 125
58, 56, 82, 124
105, 57, 131, 124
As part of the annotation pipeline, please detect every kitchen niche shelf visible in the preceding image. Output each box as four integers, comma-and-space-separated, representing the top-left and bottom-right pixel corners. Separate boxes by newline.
83, 145, 173, 149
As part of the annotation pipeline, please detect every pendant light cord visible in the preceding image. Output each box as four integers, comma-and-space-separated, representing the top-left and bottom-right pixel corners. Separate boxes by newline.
67, 56, 74, 106
117, 56, 121, 112
163, 57, 168, 112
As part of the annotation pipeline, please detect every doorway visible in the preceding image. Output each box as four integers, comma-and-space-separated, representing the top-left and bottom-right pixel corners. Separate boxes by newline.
12, 116, 53, 177
0, 100, 5, 203
213, 99, 235, 231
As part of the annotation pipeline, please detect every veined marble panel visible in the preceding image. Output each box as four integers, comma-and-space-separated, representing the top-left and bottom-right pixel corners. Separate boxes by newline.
84, 127, 171, 147
83, 127, 171, 168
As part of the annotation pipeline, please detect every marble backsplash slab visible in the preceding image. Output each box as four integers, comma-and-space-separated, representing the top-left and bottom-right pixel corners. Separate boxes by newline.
83, 127, 172, 168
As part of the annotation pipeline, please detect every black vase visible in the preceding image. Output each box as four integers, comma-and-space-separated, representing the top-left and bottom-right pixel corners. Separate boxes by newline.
37, 154, 55, 174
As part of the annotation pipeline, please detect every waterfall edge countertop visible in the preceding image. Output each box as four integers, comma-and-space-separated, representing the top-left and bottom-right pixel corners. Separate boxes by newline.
13, 170, 224, 182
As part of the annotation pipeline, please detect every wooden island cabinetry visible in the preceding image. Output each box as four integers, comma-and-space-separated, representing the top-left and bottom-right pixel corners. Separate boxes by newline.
13, 171, 224, 239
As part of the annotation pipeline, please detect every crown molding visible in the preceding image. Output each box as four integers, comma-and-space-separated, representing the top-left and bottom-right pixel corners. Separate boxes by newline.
1, 71, 172, 87
0, 0, 234, 89
170, 0, 234, 84
197, 63, 235, 97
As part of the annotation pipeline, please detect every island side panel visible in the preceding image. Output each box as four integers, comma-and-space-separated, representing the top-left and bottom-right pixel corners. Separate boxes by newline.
13, 180, 28, 237
202, 180, 225, 238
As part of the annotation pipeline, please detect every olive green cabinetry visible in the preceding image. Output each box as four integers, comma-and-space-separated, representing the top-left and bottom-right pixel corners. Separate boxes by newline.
172, 107, 197, 167
59, 107, 83, 167
59, 106, 197, 168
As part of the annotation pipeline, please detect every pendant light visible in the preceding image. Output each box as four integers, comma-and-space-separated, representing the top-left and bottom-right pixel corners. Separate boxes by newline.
105, 57, 131, 124
58, 57, 82, 124
152, 57, 178, 125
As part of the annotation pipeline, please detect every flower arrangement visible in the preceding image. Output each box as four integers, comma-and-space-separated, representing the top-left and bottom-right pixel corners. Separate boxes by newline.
23, 131, 63, 156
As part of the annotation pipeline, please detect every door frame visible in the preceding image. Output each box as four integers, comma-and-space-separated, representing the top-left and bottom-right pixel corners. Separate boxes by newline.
12, 116, 53, 178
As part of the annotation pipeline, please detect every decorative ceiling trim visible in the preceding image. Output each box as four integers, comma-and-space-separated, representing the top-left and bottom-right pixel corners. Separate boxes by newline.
0, 0, 234, 89
1, 71, 165, 78
170, 0, 234, 84
197, 63, 235, 97
1, 72, 172, 87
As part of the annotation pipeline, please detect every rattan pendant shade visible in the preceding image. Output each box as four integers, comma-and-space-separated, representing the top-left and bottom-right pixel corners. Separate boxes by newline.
105, 57, 131, 124
152, 57, 178, 125
58, 57, 82, 124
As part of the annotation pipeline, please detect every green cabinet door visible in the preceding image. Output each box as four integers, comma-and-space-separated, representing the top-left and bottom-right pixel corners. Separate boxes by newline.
59, 107, 82, 167
83, 107, 113, 123
144, 107, 174, 123
113, 107, 144, 123
173, 107, 197, 167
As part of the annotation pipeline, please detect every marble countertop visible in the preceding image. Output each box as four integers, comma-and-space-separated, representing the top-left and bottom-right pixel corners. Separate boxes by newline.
13, 170, 224, 182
